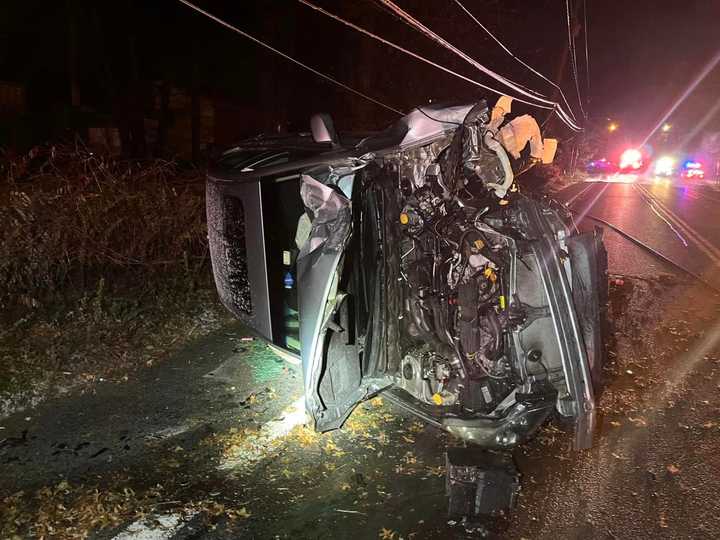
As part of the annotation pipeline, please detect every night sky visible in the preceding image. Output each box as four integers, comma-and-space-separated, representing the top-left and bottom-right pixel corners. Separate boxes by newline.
2, 0, 719, 146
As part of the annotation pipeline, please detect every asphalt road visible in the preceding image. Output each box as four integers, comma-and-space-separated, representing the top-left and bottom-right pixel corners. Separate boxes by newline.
558, 177, 720, 289
2, 178, 720, 539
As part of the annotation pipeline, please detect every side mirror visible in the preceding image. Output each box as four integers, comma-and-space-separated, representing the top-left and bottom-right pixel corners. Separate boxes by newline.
310, 113, 340, 147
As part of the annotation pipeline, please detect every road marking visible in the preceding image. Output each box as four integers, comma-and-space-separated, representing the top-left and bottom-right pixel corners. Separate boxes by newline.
564, 182, 610, 228
635, 184, 720, 266
638, 184, 720, 260
145, 424, 194, 441
113, 512, 195, 540
564, 182, 595, 208
644, 198, 689, 247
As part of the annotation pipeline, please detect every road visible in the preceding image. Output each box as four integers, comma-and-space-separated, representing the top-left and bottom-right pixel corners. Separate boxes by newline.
2, 178, 720, 539
559, 177, 720, 289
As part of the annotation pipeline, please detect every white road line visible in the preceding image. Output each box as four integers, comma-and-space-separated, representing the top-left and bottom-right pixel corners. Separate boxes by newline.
639, 184, 720, 258
564, 182, 595, 208
571, 181, 609, 223
145, 424, 193, 441
113, 512, 195, 540
636, 184, 720, 265
645, 199, 689, 248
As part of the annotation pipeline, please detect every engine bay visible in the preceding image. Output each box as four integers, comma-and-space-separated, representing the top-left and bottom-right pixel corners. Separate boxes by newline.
386, 101, 568, 428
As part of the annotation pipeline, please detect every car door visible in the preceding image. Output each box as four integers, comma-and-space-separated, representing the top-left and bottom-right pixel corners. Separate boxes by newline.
295, 164, 394, 431
207, 153, 390, 432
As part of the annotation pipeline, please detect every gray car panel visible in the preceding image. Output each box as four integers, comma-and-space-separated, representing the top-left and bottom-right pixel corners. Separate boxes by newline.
207, 99, 604, 451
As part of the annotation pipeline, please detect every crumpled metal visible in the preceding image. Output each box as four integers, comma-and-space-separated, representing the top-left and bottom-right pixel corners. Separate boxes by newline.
298, 174, 351, 257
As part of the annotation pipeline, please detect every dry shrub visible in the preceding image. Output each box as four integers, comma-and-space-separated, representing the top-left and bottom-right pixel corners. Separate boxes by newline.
0, 145, 208, 312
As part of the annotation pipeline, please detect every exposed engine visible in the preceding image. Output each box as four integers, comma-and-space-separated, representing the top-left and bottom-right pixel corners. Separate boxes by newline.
393, 100, 548, 415
208, 93, 603, 449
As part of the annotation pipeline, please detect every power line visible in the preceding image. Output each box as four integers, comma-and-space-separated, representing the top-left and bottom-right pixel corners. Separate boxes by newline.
175, 0, 404, 116
378, 0, 552, 103
375, 0, 582, 131
451, 0, 579, 124
297, 0, 554, 110
582, 0, 591, 99
565, 0, 587, 119
371, 0, 547, 100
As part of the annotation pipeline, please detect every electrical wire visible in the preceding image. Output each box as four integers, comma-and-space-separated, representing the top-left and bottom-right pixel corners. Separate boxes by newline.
374, 0, 583, 131
416, 105, 462, 126
175, 0, 404, 116
375, 0, 546, 101
565, 0, 587, 119
582, 0, 591, 99
372, 0, 544, 100
451, 0, 579, 124
296, 0, 554, 112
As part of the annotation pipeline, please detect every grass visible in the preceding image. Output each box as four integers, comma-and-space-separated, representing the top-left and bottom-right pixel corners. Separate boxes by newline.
0, 143, 232, 417
1, 143, 208, 313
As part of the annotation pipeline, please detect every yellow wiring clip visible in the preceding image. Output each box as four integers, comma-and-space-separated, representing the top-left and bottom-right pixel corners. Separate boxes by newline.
499, 199, 509, 206
499, 295, 506, 310
484, 267, 497, 283
432, 393, 443, 406
473, 239, 485, 250
399, 212, 409, 225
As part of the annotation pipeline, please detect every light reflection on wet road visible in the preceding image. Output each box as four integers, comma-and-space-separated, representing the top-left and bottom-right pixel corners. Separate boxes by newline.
559, 179, 720, 289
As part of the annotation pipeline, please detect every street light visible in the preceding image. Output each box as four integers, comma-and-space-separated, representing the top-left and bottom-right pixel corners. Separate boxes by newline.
608, 122, 619, 133
661, 123, 672, 132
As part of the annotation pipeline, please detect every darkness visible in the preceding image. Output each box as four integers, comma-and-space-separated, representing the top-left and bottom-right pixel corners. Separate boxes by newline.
2, 0, 719, 154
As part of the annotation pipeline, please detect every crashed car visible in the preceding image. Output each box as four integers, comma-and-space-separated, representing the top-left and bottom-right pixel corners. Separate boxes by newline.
207, 97, 607, 453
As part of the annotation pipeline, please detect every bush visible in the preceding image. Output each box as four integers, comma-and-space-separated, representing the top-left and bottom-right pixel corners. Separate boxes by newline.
0, 144, 208, 314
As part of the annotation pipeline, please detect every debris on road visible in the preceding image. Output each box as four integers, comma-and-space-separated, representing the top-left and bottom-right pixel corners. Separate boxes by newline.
446, 448, 520, 518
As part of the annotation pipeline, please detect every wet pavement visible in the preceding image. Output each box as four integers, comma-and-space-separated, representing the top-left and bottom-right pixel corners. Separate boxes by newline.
558, 178, 720, 289
2, 181, 720, 539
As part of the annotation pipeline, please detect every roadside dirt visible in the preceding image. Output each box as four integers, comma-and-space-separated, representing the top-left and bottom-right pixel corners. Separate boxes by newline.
0, 284, 233, 421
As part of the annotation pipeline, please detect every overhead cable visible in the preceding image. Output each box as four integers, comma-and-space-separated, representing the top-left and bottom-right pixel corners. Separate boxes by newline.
374, 0, 582, 131
297, 0, 554, 111
377, 2, 548, 98
582, 0, 591, 98
565, 0, 587, 118
175, 0, 404, 116
299, 0, 587, 133
451, 0, 578, 124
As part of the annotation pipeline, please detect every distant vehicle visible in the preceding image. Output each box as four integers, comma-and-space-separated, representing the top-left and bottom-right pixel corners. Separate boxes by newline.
207, 97, 607, 454
680, 160, 705, 180
653, 155, 677, 177
618, 148, 645, 172
586, 157, 617, 175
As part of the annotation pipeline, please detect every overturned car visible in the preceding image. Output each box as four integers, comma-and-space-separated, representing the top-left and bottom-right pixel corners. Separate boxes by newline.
207, 97, 606, 453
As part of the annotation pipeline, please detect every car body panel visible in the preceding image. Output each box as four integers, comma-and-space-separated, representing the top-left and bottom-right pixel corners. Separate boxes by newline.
207, 100, 604, 449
